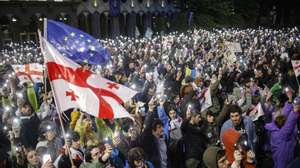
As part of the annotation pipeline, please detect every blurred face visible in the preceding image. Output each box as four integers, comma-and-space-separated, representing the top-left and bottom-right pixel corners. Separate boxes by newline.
174, 96, 180, 104
147, 88, 155, 96
129, 63, 135, 69
169, 110, 176, 120
230, 112, 241, 126
152, 124, 164, 138
206, 114, 215, 124
186, 110, 192, 118
21, 105, 32, 116
134, 159, 145, 168
72, 140, 81, 149
192, 114, 202, 125
91, 147, 100, 161
27, 150, 39, 166
45, 130, 56, 141
12, 127, 21, 138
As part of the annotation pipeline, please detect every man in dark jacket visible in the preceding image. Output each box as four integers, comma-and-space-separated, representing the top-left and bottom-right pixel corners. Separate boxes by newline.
181, 110, 208, 168
137, 119, 168, 168
19, 102, 40, 149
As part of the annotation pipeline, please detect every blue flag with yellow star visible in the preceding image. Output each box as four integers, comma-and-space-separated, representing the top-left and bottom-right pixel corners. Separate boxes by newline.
46, 19, 110, 65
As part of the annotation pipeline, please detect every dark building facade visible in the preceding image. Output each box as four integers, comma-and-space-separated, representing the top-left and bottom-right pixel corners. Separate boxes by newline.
0, 0, 184, 45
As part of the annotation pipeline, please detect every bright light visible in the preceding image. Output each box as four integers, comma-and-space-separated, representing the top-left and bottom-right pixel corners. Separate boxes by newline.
5, 106, 10, 112
46, 125, 52, 130
12, 17, 17, 22
13, 118, 20, 124
16, 92, 23, 98
285, 87, 289, 92
104, 137, 109, 142
3, 126, 8, 131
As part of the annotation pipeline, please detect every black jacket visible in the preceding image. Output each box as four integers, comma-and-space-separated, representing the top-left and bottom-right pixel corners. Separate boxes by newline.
181, 120, 208, 160
20, 113, 40, 149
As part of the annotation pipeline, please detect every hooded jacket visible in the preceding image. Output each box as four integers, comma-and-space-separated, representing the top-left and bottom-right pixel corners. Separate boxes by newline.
202, 146, 224, 168
221, 128, 255, 168
265, 109, 299, 168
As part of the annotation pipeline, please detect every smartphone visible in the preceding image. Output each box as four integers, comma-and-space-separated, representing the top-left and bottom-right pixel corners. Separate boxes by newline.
42, 154, 51, 164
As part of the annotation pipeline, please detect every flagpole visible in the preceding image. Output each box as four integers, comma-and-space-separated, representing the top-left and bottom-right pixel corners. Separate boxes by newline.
38, 30, 75, 167
43, 18, 48, 97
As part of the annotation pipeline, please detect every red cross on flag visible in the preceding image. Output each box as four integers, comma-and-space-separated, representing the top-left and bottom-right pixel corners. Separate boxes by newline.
40, 37, 137, 119
292, 60, 300, 77
12, 63, 44, 84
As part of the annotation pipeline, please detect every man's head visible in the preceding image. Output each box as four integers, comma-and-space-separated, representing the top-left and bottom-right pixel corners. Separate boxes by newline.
229, 105, 242, 126
206, 110, 215, 124
190, 111, 202, 125
168, 109, 177, 120
71, 131, 81, 149
26, 149, 39, 166
203, 146, 229, 168
20, 103, 33, 116
128, 147, 146, 168
84, 146, 100, 162
151, 119, 164, 138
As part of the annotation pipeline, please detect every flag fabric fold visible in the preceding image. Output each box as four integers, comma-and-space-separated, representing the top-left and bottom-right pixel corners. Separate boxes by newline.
40, 37, 136, 119
46, 19, 110, 65
247, 103, 264, 121
201, 88, 212, 112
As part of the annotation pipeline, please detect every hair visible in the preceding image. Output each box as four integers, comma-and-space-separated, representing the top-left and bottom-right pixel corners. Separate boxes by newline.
84, 145, 98, 163
206, 110, 215, 117
228, 105, 242, 114
127, 147, 145, 168
151, 119, 163, 132
190, 109, 201, 118
275, 115, 287, 129
71, 131, 80, 142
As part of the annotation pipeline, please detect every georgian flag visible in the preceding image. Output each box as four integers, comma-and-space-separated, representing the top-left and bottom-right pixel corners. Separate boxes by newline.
12, 63, 44, 83
40, 37, 137, 119
292, 60, 300, 77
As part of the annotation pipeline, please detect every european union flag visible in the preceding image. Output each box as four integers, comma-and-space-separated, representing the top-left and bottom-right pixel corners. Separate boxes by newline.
46, 19, 110, 65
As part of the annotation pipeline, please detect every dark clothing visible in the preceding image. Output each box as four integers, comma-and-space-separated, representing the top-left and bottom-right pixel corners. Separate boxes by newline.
20, 113, 40, 149
181, 120, 208, 161
136, 129, 169, 168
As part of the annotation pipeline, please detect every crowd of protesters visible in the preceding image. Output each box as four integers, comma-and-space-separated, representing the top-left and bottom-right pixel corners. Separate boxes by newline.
0, 27, 300, 168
